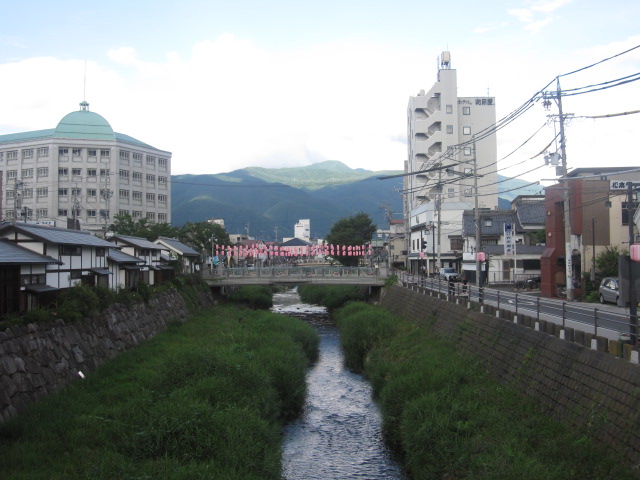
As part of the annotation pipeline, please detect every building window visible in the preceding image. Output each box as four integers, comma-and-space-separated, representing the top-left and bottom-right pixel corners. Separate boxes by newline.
447, 168, 455, 177
59, 167, 69, 176
7, 150, 18, 160
87, 168, 97, 177
119, 150, 130, 161
100, 168, 110, 177
118, 209, 129, 216
132, 210, 142, 219
146, 155, 156, 165
146, 174, 155, 183
464, 167, 473, 175
158, 176, 167, 186
72, 168, 82, 177
484, 219, 492, 227
22, 149, 33, 159
59, 245, 82, 256
87, 209, 97, 218
158, 213, 167, 222
6, 190, 14, 199
158, 157, 168, 167
58, 188, 68, 197
23, 188, 33, 199
87, 188, 97, 198
37, 147, 49, 157
158, 194, 167, 203
146, 193, 155, 202
450, 238, 464, 250
119, 189, 129, 199
120, 169, 129, 179
72, 148, 81, 156
463, 188, 472, 197
58, 209, 68, 216
36, 208, 48, 218
88, 149, 97, 157
96, 247, 106, 257
463, 126, 471, 135
146, 212, 155, 221
132, 191, 142, 200
37, 167, 48, 178
463, 106, 471, 115
100, 149, 110, 158
0, 152, 4, 161
7, 170, 18, 180
446, 104, 453, 114
72, 187, 81, 196
59, 148, 69, 157
464, 147, 472, 156
100, 189, 111, 199
132, 171, 142, 181
448, 188, 455, 198
132, 152, 143, 162
446, 125, 453, 134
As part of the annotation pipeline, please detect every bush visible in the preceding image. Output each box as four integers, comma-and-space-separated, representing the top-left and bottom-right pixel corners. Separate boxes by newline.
228, 286, 273, 309
297, 284, 366, 310
56, 285, 100, 322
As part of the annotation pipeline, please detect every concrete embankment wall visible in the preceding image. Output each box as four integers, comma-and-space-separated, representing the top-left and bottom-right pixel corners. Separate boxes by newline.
380, 285, 640, 467
0, 288, 210, 424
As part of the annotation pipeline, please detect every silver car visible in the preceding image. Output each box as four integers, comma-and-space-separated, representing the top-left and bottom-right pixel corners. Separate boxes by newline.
599, 277, 621, 306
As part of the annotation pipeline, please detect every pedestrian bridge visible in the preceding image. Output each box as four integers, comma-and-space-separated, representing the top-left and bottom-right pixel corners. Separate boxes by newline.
202, 266, 389, 286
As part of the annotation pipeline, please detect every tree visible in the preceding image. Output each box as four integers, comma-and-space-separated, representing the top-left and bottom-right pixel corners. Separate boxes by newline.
325, 212, 376, 267
596, 245, 626, 277
179, 221, 231, 256
110, 214, 180, 241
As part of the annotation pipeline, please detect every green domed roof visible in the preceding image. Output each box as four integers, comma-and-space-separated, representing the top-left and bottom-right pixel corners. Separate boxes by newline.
53, 101, 116, 140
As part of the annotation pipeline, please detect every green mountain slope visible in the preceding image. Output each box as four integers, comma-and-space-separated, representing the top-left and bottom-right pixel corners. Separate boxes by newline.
171, 163, 541, 240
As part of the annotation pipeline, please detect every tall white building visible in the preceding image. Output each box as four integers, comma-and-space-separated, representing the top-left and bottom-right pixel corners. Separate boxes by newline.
294, 219, 310, 241
405, 52, 498, 274
0, 101, 171, 235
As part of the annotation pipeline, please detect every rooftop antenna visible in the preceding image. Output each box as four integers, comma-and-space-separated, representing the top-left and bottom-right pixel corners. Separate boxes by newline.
83, 60, 87, 101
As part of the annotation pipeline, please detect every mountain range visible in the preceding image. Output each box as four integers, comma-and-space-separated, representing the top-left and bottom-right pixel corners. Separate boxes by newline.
171, 161, 542, 240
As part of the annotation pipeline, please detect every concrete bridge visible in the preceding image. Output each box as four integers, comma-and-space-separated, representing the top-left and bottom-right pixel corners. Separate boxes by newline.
202, 265, 389, 286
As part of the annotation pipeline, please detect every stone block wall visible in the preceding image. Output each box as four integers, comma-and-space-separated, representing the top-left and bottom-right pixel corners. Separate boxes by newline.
380, 286, 640, 467
0, 288, 202, 423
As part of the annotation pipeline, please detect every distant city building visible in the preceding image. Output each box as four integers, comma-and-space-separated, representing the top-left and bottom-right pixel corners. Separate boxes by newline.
207, 218, 225, 227
0, 101, 172, 235
294, 219, 310, 240
405, 52, 498, 275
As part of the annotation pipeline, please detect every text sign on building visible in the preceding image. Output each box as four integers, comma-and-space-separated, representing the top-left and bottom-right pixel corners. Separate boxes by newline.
611, 181, 635, 190
504, 223, 514, 256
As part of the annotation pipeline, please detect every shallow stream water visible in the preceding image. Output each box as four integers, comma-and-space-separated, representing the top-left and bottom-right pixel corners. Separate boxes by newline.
272, 288, 404, 480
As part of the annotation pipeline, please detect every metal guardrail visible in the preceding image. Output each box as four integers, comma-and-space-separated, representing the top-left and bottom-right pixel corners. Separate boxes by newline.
202, 266, 386, 284
398, 272, 635, 344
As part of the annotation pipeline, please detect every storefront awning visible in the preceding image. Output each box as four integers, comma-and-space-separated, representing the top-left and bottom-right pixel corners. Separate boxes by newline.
90, 268, 112, 275
25, 284, 59, 293
122, 264, 142, 270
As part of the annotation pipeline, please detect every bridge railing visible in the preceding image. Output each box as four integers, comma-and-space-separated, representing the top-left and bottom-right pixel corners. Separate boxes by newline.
204, 265, 382, 280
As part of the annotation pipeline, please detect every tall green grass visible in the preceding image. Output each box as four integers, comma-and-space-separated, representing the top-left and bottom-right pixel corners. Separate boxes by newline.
335, 302, 638, 480
297, 284, 366, 310
0, 306, 319, 480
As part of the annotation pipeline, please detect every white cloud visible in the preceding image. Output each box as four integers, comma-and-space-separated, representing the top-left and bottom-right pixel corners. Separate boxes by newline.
509, 0, 573, 32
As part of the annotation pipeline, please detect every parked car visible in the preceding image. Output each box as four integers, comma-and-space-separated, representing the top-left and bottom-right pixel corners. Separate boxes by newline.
526, 276, 541, 289
599, 277, 622, 306
439, 267, 460, 282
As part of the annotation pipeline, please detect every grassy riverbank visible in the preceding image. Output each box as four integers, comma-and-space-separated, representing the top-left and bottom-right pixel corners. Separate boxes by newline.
297, 284, 367, 309
335, 302, 638, 480
1, 306, 319, 480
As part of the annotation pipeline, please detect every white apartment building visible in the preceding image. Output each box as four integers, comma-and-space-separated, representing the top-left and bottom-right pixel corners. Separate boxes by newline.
294, 219, 311, 241
0, 101, 171, 235
405, 52, 498, 274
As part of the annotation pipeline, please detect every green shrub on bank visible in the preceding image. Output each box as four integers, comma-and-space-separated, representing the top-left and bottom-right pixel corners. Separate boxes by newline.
335, 302, 638, 480
297, 284, 366, 309
0, 306, 319, 479
228, 286, 274, 309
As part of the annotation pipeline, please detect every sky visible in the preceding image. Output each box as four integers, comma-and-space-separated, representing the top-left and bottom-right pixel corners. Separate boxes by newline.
1, 0, 639, 185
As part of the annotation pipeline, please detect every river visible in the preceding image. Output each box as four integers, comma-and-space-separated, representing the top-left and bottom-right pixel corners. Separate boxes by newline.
272, 288, 405, 480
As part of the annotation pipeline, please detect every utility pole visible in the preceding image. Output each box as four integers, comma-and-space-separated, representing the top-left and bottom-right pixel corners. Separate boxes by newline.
274, 226, 278, 243
556, 77, 574, 301
473, 138, 482, 286
544, 78, 574, 299
436, 166, 442, 269
627, 183, 638, 345
13, 178, 24, 224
